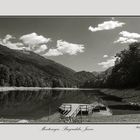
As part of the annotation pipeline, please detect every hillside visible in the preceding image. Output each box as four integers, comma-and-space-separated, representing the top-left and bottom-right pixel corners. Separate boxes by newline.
92, 71, 100, 77
0, 44, 78, 87
74, 71, 95, 87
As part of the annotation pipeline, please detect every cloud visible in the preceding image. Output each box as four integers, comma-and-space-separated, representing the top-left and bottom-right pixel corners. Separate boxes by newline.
98, 56, 117, 68
1, 34, 84, 57
3, 34, 15, 44
103, 55, 108, 58
4, 42, 24, 50
114, 31, 140, 44
119, 31, 140, 39
34, 44, 48, 53
19, 32, 51, 53
44, 49, 63, 56
44, 40, 84, 56
0, 34, 24, 50
88, 20, 125, 32
20, 32, 51, 46
0, 33, 49, 53
114, 37, 138, 44
57, 40, 84, 55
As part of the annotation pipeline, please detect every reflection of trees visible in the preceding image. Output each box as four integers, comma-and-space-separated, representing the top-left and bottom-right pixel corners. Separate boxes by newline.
0, 90, 53, 119
0, 90, 52, 106
0, 90, 100, 119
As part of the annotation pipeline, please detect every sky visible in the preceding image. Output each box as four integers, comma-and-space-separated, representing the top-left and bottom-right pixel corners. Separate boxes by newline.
0, 17, 140, 72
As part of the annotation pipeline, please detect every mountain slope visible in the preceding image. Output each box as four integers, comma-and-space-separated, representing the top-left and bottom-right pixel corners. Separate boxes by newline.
74, 71, 96, 87
0, 44, 77, 87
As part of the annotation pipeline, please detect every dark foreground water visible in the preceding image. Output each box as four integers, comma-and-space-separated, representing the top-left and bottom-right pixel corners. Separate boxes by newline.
0, 89, 140, 120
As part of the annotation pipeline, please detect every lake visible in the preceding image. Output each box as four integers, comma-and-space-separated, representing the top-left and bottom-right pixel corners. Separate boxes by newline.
0, 89, 140, 122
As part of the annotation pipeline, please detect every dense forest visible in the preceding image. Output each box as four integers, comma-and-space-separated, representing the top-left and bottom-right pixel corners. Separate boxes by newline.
82, 42, 140, 89
0, 42, 140, 89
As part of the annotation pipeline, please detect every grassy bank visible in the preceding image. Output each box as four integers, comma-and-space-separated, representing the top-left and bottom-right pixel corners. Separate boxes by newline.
100, 89, 140, 104
80, 113, 140, 123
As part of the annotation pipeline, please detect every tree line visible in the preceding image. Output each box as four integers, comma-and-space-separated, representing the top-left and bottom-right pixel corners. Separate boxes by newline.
0, 64, 73, 87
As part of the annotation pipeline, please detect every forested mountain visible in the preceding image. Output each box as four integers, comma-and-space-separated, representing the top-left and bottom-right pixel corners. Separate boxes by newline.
92, 71, 100, 77
74, 71, 95, 87
0, 44, 78, 87
82, 42, 140, 89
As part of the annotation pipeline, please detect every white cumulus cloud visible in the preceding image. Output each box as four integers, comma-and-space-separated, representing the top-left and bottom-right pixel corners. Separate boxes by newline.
0, 34, 24, 50
19, 32, 51, 53
44, 40, 84, 56
88, 20, 125, 32
57, 40, 84, 55
1, 34, 85, 57
0, 33, 50, 53
20, 32, 51, 46
34, 44, 48, 53
4, 42, 24, 50
114, 31, 140, 44
44, 49, 63, 56
98, 56, 117, 68
119, 31, 140, 39
114, 37, 138, 44
2, 34, 15, 44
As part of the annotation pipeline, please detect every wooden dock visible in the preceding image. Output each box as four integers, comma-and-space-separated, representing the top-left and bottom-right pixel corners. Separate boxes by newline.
58, 103, 112, 123
59, 103, 98, 118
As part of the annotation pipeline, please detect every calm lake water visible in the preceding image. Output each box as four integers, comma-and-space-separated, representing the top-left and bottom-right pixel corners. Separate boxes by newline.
0, 89, 140, 120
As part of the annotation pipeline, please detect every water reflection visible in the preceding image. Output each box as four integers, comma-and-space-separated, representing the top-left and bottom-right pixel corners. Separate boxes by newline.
0, 89, 102, 120
0, 89, 140, 120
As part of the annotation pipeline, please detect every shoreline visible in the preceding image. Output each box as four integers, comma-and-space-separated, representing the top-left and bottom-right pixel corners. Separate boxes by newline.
100, 88, 140, 104
0, 86, 96, 92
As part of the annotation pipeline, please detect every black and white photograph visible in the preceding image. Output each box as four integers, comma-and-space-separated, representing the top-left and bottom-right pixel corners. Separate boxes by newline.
0, 16, 140, 124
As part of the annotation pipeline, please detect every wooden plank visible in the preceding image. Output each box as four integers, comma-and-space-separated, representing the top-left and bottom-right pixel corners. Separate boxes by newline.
65, 104, 80, 117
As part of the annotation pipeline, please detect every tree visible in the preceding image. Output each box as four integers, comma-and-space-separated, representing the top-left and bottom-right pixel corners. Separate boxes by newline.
9, 72, 16, 86
0, 64, 10, 86
106, 42, 140, 88
15, 72, 25, 87
52, 78, 64, 87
